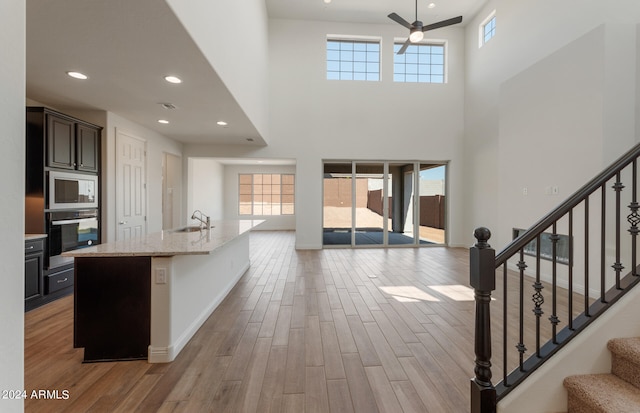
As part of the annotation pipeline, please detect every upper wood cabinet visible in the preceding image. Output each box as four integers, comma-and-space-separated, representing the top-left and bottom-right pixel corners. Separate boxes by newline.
47, 114, 75, 170
76, 124, 99, 172
29, 107, 101, 173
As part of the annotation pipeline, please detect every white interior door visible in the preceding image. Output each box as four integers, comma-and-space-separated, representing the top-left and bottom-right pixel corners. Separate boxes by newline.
116, 129, 147, 240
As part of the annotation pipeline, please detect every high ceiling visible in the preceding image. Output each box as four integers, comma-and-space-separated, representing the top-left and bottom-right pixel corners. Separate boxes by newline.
26, 0, 485, 145
267, 0, 485, 26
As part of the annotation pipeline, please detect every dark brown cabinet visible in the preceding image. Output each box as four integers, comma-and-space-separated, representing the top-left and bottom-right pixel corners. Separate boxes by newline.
25, 238, 45, 311
76, 124, 99, 172
46, 266, 74, 294
25, 107, 102, 311
29, 107, 101, 174
47, 114, 75, 170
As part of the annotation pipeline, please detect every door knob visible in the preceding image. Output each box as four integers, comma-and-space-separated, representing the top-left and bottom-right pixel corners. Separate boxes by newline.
119, 221, 127, 225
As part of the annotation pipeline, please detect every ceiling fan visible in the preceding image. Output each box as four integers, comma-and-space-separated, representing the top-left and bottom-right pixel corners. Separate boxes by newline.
388, 0, 462, 55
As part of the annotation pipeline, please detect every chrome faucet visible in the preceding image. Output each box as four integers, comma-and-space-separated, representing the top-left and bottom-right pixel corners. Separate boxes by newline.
191, 210, 211, 230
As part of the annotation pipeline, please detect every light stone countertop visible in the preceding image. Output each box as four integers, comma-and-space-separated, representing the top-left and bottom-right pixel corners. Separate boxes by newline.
62, 219, 264, 257
25, 234, 47, 241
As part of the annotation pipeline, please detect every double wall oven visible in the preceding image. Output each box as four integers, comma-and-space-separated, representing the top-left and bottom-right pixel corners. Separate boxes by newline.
46, 171, 100, 269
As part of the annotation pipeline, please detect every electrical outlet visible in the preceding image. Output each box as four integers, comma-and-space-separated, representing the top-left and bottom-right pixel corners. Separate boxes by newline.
155, 268, 167, 284
522, 187, 528, 196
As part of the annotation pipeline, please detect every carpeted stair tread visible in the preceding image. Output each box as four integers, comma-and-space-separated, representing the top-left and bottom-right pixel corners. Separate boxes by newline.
607, 337, 640, 363
608, 337, 640, 364
608, 337, 640, 388
564, 373, 640, 412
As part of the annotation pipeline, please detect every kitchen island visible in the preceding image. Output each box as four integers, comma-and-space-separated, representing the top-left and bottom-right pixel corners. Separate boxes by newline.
63, 219, 263, 363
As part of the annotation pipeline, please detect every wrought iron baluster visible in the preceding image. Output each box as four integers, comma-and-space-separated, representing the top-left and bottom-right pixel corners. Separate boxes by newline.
601, 183, 607, 303
549, 223, 560, 343
503, 264, 508, 386
533, 235, 543, 357
585, 197, 590, 316
629, 159, 639, 276
568, 209, 574, 330
517, 249, 527, 371
613, 172, 624, 290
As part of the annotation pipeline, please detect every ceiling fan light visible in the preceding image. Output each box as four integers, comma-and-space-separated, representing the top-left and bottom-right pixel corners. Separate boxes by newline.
409, 29, 424, 43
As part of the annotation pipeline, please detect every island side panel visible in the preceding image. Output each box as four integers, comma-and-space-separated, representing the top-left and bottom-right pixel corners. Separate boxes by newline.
149, 231, 251, 363
74, 256, 151, 362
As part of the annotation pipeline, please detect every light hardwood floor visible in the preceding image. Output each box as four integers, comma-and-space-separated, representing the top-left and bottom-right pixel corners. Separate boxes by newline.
25, 231, 482, 412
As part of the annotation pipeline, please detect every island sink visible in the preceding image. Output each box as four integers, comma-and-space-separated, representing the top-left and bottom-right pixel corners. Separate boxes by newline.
172, 225, 214, 233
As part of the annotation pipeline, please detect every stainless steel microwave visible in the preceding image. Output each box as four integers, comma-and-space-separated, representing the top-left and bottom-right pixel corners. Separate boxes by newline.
48, 171, 99, 210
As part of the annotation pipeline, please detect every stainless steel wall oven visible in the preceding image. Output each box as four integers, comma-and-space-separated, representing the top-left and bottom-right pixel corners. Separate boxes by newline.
46, 209, 99, 268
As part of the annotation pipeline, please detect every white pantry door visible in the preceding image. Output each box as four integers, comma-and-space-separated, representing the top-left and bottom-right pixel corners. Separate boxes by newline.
116, 129, 147, 240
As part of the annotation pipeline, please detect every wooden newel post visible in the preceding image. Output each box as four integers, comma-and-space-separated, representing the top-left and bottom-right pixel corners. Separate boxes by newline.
470, 227, 497, 413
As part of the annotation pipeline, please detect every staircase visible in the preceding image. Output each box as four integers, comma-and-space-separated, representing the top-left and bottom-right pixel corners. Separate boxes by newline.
470, 142, 640, 413
564, 337, 640, 412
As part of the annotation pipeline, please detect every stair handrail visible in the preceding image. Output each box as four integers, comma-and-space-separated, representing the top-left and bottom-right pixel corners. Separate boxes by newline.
471, 141, 640, 413
496, 142, 640, 267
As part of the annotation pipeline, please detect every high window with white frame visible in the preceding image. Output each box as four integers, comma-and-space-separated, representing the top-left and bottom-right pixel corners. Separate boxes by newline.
393, 43, 445, 83
479, 11, 496, 47
326, 38, 380, 81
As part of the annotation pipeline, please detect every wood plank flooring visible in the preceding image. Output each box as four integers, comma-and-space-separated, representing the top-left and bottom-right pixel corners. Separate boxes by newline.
23, 231, 499, 412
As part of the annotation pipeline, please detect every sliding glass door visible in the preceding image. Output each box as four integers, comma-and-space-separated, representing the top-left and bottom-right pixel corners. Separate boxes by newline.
418, 164, 446, 244
354, 163, 384, 246
323, 161, 447, 247
322, 163, 353, 245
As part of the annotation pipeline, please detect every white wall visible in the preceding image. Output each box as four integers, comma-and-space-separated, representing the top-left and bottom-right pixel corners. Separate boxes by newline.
464, 0, 640, 252
165, 0, 270, 141
103, 112, 183, 242
497, 26, 605, 242
223, 164, 296, 230
187, 158, 224, 223
184, 17, 467, 249
0, 1, 25, 411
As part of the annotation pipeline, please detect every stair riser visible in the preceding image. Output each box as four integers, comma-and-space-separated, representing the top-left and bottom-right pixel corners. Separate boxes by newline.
611, 355, 640, 388
567, 394, 600, 413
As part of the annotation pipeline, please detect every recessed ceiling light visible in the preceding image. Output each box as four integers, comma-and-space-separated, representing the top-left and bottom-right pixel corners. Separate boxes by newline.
67, 71, 88, 80
428, 2, 436, 8
164, 75, 182, 84
158, 119, 169, 124
324, 0, 331, 3
216, 121, 228, 126
159, 102, 177, 110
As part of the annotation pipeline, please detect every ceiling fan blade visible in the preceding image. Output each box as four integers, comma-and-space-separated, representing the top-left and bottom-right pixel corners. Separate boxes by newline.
397, 38, 411, 55
388, 12, 413, 29
422, 16, 463, 32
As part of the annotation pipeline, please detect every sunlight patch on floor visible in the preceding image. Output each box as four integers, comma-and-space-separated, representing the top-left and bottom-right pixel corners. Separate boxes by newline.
379, 284, 485, 302
428, 284, 476, 301
379, 286, 441, 302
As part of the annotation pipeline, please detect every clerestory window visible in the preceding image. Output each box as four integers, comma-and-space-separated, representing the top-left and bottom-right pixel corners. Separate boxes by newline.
326, 38, 381, 81
393, 43, 445, 83
480, 11, 496, 47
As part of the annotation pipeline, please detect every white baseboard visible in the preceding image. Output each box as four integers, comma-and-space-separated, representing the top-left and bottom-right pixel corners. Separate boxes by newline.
148, 345, 171, 363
